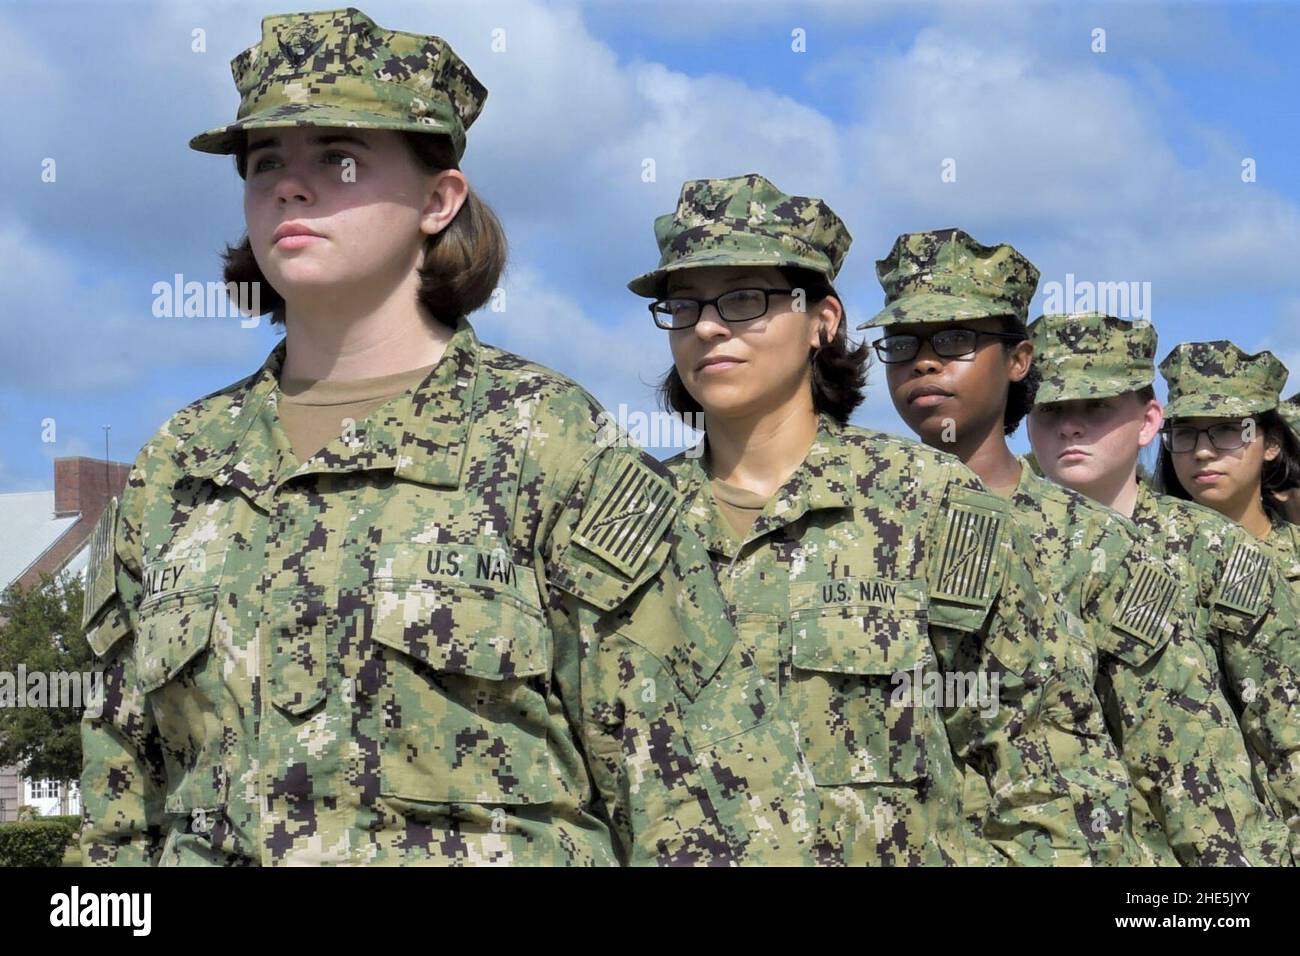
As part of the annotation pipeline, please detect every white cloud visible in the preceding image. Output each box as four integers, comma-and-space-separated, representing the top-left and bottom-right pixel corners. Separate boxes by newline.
484, 262, 667, 410
839, 23, 1300, 295
3, 0, 1300, 467
0, 222, 268, 395
1260, 297, 1300, 395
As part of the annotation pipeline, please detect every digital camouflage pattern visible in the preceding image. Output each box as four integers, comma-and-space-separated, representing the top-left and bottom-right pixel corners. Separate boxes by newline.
1129, 481, 1300, 863
1028, 313, 1157, 405
1034, 315, 1299, 864
1159, 340, 1289, 420
626, 174, 851, 298
963, 461, 1155, 867
1261, 521, 1300, 593
79, 316, 748, 866
189, 7, 487, 162
666, 414, 1131, 866
1279, 392, 1300, 446
1011, 462, 1292, 866
861, 228, 1039, 330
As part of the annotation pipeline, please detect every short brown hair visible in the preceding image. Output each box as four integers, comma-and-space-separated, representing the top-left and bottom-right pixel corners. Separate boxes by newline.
223, 130, 507, 329
657, 266, 870, 426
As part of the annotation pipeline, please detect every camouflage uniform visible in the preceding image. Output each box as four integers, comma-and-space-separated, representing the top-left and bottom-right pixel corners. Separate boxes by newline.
669, 416, 1129, 866
1156, 339, 1300, 859
634, 181, 1108, 866
1260, 522, 1300, 592
865, 234, 1228, 866
1162, 343, 1300, 588
1128, 483, 1299, 863
1005, 462, 1185, 866
79, 9, 742, 867
1261, 391, 1300, 584
1031, 318, 1298, 864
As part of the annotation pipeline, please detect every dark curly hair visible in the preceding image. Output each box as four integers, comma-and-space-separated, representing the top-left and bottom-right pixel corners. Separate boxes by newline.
1001, 315, 1038, 436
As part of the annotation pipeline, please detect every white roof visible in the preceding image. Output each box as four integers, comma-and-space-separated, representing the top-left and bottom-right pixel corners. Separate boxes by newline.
0, 491, 81, 589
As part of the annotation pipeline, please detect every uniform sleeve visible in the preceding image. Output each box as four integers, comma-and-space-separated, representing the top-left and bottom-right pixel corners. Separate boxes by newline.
541, 442, 738, 866
1005, 522, 1139, 867
79, 496, 168, 866
1203, 530, 1300, 862
1090, 523, 1291, 867
922, 467, 1095, 865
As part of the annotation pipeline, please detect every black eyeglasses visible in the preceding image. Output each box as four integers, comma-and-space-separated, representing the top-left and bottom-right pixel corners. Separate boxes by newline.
1161, 421, 1254, 453
650, 288, 796, 330
872, 328, 1027, 364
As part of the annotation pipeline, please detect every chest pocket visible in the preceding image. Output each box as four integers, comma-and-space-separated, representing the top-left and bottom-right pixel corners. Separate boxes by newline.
368, 541, 554, 806
788, 578, 934, 786
133, 547, 230, 817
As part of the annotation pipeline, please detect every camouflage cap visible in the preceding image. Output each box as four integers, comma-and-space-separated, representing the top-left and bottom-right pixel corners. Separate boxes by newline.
1028, 313, 1157, 405
626, 173, 851, 298
860, 228, 1039, 329
1159, 341, 1289, 420
1279, 391, 1300, 444
189, 7, 486, 162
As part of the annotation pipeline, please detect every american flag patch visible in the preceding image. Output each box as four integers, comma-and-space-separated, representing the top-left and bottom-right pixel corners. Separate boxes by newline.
1113, 563, 1179, 646
572, 456, 679, 578
82, 496, 119, 629
1216, 541, 1271, 617
932, 502, 1005, 606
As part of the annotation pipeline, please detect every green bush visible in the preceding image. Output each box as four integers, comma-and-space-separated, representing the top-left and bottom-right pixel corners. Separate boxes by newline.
46, 814, 82, 833
0, 820, 75, 867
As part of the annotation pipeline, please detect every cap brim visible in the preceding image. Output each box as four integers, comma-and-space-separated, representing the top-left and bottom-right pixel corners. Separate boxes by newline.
1163, 395, 1278, 420
1031, 376, 1153, 406
857, 290, 1019, 330
189, 106, 460, 155
628, 250, 833, 298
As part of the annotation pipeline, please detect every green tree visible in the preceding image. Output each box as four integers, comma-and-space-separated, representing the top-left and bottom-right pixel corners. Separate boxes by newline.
0, 574, 92, 814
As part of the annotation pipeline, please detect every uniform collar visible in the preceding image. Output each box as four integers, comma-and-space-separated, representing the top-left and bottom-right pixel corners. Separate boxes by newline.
1264, 520, 1300, 580
176, 316, 480, 506
1013, 456, 1036, 496
678, 411, 855, 558
1131, 479, 1160, 527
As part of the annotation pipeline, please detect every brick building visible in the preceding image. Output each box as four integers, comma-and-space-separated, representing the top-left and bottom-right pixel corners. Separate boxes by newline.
0, 457, 129, 822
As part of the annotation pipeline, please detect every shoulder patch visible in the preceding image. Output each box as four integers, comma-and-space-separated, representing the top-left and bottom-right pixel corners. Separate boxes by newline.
82, 497, 120, 630
1112, 562, 1180, 647
571, 454, 679, 578
1216, 540, 1271, 617
930, 494, 1006, 607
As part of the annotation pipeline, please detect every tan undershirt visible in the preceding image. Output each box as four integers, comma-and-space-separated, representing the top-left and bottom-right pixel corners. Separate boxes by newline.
710, 476, 770, 541
277, 362, 437, 464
